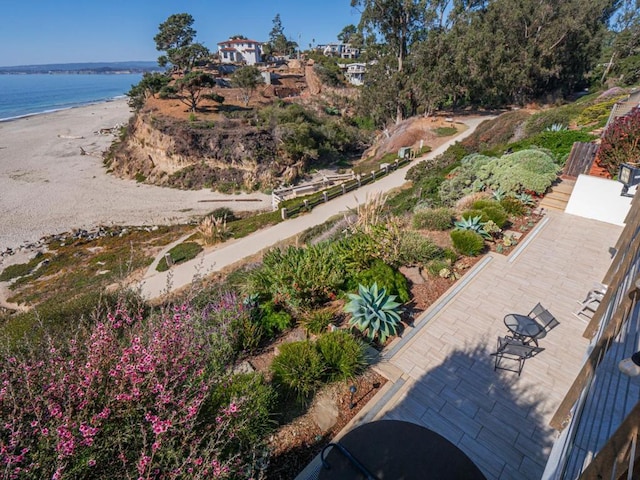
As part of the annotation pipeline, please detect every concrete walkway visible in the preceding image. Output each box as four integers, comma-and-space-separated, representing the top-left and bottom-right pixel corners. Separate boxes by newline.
365, 211, 622, 479
139, 116, 490, 300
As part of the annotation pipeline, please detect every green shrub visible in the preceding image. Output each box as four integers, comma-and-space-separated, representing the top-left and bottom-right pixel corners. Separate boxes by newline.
433, 126, 457, 137
301, 309, 335, 335
352, 259, 410, 303
479, 149, 560, 195
450, 230, 485, 256
210, 206, 236, 221
332, 233, 378, 274
156, 242, 203, 272
507, 130, 597, 162
500, 197, 527, 216
245, 243, 345, 308
397, 231, 444, 267
258, 300, 292, 337
317, 330, 366, 381
576, 97, 625, 127
413, 208, 454, 230
271, 340, 325, 401
462, 209, 489, 223
438, 154, 495, 205
524, 106, 581, 136
471, 200, 508, 228
344, 283, 403, 344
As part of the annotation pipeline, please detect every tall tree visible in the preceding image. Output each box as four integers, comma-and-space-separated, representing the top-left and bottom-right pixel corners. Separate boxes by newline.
338, 24, 358, 43
268, 13, 291, 56
154, 13, 210, 71
352, 0, 433, 123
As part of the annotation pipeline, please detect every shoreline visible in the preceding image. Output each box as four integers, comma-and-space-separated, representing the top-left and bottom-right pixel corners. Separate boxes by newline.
0, 95, 127, 123
0, 99, 270, 257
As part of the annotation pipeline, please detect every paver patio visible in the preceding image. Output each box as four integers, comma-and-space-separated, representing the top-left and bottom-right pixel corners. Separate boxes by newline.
371, 210, 622, 479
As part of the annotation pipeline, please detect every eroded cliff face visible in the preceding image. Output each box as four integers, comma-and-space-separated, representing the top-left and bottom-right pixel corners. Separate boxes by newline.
107, 114, 307, 191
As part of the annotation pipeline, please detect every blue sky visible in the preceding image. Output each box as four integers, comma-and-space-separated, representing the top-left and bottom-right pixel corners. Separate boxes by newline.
1, 0, 362, 67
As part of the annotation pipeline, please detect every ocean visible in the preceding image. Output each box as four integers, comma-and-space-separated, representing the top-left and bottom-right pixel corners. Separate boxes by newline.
0, 73, 142, 121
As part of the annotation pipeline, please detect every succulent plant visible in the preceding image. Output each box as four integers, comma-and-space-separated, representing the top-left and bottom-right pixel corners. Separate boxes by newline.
344, 283, 402, 344
514, 192, 535, 206
491, 189, 507, 201
545, 123, 568, 132
454, 215, 491, 239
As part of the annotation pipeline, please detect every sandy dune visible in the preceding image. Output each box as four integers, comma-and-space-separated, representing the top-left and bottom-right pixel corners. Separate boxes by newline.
0, 100, 270, 252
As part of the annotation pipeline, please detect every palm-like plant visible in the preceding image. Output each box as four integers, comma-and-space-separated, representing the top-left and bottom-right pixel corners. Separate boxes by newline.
344, 283, 402, 344
454, 215, 491, 240
514, 192, 535, 206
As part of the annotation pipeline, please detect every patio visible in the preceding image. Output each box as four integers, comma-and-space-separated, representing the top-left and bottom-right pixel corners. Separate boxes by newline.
368, 210, 622, 479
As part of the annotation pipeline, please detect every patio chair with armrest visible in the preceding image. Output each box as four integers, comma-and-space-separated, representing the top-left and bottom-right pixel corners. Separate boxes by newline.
491, 336, 544, 376
526, 303, 560, 346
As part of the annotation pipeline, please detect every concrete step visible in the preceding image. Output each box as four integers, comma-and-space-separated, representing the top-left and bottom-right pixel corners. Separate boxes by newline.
540, 196, 568, 211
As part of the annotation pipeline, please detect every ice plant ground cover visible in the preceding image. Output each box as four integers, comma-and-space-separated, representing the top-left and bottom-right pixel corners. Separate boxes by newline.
0, 296, 268, 479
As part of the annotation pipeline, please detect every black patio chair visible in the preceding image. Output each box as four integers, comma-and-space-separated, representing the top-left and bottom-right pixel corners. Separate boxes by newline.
491, 336, 544, 376
527, 303, 560, 345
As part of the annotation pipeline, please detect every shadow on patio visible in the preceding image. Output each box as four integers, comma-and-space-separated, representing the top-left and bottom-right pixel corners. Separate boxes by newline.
378, 343, 556, 479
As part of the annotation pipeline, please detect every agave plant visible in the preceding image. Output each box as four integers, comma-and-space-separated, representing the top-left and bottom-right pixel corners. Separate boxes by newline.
514, 192, 535, 206
344, 283, 402, 344
454, 215, 491, 240
491, 189, 507, 201
545, 123, 568, 132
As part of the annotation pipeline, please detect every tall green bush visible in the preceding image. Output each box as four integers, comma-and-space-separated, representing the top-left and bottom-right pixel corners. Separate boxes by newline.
317, 330, 366, 381
245, 243, 345, 308
351, 259, 410, 303
450, 230, 485, 256
271, 341, 325, 401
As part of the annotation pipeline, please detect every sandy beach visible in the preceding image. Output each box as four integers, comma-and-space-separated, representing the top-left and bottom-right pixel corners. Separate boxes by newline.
0, 99, 270, 252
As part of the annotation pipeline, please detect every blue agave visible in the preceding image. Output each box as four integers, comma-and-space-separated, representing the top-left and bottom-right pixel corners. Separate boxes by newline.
454, 215, 491, 240
344, 283, 402, 344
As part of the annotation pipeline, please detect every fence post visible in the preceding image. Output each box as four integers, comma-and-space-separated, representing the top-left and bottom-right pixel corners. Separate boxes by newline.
281, 208, 287, 220
357, 175, 361, 187
371, 171, 376, 181
304, 199, 309, 210
341, 184, 346, 194
323, 192, 328, 203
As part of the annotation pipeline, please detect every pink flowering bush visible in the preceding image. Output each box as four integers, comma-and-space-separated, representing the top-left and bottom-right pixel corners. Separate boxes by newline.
0, 299, 268, 479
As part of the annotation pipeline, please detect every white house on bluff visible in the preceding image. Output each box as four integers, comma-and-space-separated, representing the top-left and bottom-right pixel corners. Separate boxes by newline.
217, 38, 262, 65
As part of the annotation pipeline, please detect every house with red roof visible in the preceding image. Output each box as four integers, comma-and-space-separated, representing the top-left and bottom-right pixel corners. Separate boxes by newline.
217, 37, 263, 65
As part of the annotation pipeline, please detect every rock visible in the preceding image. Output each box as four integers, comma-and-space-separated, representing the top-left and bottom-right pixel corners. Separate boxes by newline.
312, 391, 339, 432
232, 361, 255, 375
399, 265, 425, 285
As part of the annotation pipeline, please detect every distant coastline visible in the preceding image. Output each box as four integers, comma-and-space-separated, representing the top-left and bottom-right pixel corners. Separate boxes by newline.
0, 61, 163, 75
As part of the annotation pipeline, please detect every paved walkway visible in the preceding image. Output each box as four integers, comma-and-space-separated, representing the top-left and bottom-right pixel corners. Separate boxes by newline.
367, 211, 622, 479
139, 116, 489, 300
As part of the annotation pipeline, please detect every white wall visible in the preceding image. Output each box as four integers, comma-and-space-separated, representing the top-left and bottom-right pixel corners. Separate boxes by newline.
564, 174, 634, 226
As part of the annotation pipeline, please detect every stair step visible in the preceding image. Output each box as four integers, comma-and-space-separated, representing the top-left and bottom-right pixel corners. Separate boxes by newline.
540, 197, 568, 211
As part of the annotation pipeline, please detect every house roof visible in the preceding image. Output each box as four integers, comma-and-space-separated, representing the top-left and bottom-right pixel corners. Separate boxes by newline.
217, 38, 262, 45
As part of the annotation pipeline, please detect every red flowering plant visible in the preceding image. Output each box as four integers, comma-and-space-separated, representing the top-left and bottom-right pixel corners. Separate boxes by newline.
0, 298, 268, 479
597, 106, 640, 177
